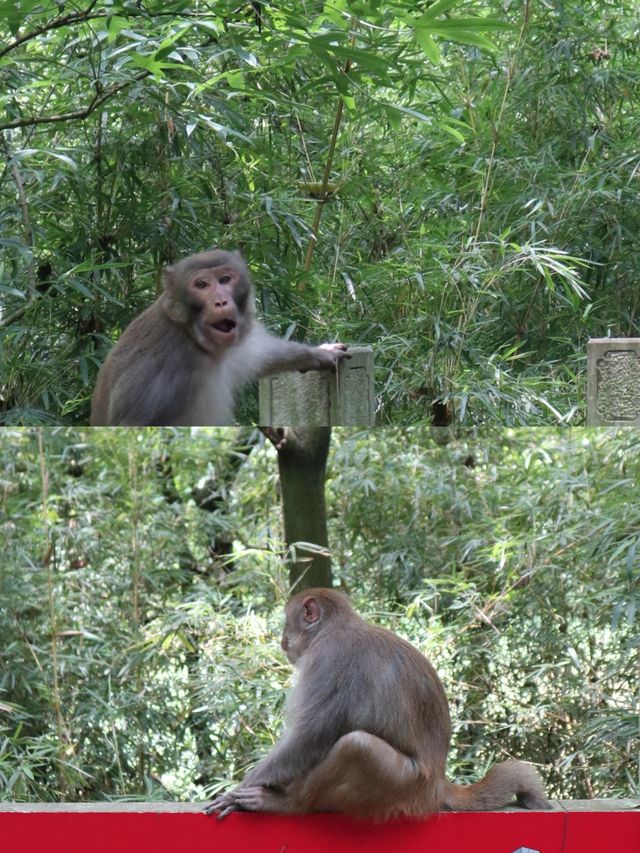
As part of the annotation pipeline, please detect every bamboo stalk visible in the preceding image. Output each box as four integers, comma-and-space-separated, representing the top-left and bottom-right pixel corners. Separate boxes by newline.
302, 57, 352, 276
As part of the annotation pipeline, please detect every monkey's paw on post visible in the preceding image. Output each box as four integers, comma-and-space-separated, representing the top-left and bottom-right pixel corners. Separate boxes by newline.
298, 342, 350, 373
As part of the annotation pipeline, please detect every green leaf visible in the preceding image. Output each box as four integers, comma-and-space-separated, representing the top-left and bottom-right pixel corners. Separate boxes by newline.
439, 121, 466, 143
427, 17, 515, 31
305, 31, 350, 48
414, 28, 441, 64
383, 102, 433, 125
193, 20, 221, 36
225, 71, 246, 90
328, 69, 352, 96
198, 117, 253, 145
105, 16, 130, 44
383, 105, 402, 130
46, 151, 79, 172
308, 40, 391, 76
428, 28, 497, 51
311, 0, 350, 29
155, 24, 193, 59
418, 0, 460, 22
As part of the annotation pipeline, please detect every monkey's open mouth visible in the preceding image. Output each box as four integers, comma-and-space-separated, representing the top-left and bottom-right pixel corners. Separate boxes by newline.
212, 319, 237, 334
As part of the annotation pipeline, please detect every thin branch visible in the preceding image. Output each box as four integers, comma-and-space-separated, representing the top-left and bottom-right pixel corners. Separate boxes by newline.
295, 115, 315, 181
37, 430, 67, 796
0, 71, 151, 131
1, 134, 33, 247
0, 6, 213, 60
0, 298, 38, 329
0, 2, 103, 60
470, 0, 531, 246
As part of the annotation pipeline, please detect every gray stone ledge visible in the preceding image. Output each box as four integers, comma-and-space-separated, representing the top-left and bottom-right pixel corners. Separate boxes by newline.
1, 799, 638, 812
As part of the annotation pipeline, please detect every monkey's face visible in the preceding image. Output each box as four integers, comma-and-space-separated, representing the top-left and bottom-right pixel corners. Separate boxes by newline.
183, 264, 251, 355
163, 253, 253, 357
162, 250, 255, 357
281, 610, 312, 665
281, 595, 322, 665
280, 618, 298, 664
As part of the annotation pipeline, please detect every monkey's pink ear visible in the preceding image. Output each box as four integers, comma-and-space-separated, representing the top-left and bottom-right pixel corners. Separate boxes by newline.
302, 596, 321, 624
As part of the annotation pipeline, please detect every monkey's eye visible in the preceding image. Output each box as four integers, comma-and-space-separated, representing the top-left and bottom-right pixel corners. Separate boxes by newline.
193, 279, 208, 289
218, 275, 232, 285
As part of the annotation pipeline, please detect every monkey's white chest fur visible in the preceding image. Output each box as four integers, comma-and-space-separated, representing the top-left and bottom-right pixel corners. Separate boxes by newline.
188, 338, 262, 425
188, 361, 237, 425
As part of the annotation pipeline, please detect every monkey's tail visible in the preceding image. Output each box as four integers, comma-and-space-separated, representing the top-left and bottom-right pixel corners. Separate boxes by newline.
442, 759, 551, 811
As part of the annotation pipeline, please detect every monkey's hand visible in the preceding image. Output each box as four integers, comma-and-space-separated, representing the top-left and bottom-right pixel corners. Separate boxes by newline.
302, 343, 350, 372
204, 786, 290, 818
227, 785, 290, 813
203, 789, 243, 819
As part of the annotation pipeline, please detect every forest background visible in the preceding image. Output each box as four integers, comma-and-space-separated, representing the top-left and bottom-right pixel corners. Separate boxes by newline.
1, 0, 639, 425
0, 427, 638, 805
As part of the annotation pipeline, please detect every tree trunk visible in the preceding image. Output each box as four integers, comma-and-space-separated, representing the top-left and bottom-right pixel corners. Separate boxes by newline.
267, 428, 333, 591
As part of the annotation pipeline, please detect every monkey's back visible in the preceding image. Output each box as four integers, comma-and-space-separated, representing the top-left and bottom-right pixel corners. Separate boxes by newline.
298, 617, 452, 776
354, 624, 451, 766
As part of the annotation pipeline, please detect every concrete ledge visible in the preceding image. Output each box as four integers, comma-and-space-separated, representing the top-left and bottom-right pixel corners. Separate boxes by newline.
1, 801, 638, 853
259, 345, 375, 426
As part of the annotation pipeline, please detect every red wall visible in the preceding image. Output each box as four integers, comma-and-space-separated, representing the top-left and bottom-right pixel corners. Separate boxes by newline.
1, 808, 639, 853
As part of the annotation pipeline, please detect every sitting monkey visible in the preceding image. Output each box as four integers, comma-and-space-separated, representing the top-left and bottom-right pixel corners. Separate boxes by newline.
206, 588, 551, 820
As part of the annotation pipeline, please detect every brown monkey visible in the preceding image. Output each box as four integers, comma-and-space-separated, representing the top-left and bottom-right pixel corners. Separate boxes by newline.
205, 588, 550, 821
90, 250, 349, 425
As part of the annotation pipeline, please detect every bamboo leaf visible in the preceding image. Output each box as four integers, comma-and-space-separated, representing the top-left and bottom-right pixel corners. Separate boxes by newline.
414, 28, 441, 64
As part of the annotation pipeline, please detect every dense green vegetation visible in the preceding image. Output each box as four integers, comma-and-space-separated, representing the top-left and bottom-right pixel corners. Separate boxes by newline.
1, 427, 638, 803
1, 1, 639, 424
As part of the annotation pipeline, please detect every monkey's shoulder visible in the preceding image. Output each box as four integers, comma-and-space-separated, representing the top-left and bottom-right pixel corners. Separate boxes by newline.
115, 303, 189, 354
367, 624, 432, 660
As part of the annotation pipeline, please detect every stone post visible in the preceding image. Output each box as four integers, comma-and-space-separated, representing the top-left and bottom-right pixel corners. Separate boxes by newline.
259, 345, 375, 426
587, 338, 640, 425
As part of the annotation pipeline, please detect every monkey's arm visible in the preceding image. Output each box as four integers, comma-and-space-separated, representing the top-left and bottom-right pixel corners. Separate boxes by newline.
241, 325, 350, 377
203, 726, 320, 817
91, 307, 198, 426
241, 729, 317, 788
204, 694, 342, 818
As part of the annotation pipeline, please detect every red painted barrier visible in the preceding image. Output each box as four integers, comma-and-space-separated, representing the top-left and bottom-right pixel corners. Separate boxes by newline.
1, 803, 638, 853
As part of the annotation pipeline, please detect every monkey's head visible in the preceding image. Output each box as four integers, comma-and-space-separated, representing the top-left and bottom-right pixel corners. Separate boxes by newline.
281, 588, 352, 664
162, 249, 255, 355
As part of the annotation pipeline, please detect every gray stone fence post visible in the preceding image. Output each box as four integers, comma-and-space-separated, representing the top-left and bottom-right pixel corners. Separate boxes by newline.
259, 345, 375, 426
587, 338, 640, 426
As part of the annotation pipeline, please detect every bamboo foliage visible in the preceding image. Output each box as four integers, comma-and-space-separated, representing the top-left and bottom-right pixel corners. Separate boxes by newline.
0, 2, 638, 424
0, 427, 637, 802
